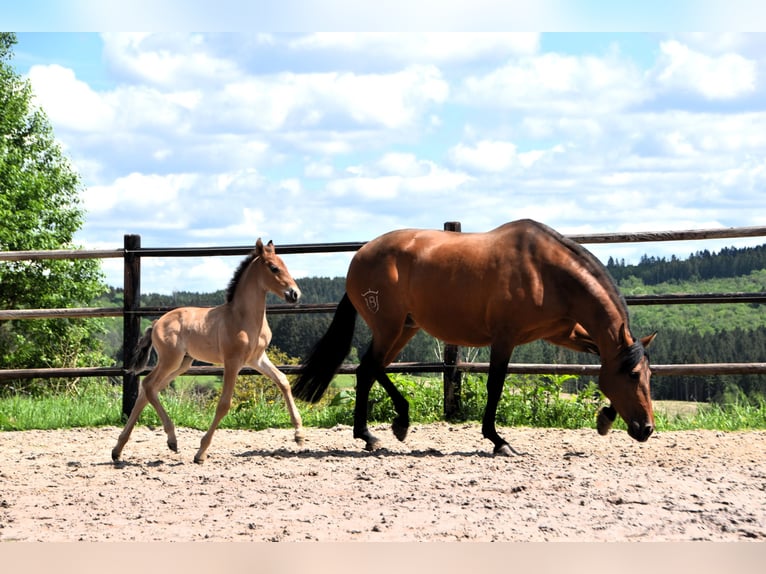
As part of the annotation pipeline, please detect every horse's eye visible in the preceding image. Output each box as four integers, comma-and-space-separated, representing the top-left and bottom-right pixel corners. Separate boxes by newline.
629, 370, 641, 381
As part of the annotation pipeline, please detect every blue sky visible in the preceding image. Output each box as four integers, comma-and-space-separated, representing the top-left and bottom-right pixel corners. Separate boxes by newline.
6, 6, 766, 294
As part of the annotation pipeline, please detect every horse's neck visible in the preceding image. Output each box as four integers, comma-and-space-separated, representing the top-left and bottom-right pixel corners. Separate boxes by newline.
228, 267, 267, 323
564, 266, 630, 355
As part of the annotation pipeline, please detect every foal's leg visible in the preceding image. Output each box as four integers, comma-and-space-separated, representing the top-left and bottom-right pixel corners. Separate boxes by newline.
194, 362, 242, 464
483, 347, 524, 457
143, 355, 194, 453
251, 353, 305, 445
111, 357, 191, 461
112, 377, 152, 461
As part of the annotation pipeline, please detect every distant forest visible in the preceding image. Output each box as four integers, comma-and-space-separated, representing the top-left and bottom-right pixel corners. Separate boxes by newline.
606, 243, 766, 285
101, 243, 766, 403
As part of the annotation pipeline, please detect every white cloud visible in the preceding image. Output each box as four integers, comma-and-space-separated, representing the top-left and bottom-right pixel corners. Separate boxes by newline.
326, 156, 471, 199
19, 31, 766, 292
449, 140, 561, 173
101, 33, 241, 88
28, 64, 114, 131
654, 40, 757, 100
460, 51, 648, 114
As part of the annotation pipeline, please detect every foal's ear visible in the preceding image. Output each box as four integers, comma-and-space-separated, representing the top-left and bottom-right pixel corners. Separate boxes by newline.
266, 239, 275, 253
255, 237, 264, 255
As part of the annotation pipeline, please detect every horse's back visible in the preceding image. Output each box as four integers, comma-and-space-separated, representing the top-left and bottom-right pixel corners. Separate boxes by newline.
345, 220, 562, 344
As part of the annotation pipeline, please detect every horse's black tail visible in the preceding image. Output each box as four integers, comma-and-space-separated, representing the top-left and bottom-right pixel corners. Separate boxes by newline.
127, 325, 155, 374
292, 293, 357, 403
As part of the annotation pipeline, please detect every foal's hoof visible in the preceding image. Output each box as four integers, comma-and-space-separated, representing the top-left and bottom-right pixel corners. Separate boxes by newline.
392, 419, 409, 442
494, 443, 525, 457
294, 432, 306, 446
167, 440, 178, 453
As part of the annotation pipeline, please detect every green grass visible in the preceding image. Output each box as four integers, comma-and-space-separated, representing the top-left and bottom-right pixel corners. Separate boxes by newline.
1, 374, 764, 432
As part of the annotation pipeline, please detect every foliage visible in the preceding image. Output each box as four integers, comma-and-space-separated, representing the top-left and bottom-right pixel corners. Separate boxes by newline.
3, 373, 765, 433
0, 32, 109, 390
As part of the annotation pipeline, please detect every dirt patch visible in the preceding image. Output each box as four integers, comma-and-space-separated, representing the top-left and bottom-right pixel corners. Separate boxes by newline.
1, 423, 764, 541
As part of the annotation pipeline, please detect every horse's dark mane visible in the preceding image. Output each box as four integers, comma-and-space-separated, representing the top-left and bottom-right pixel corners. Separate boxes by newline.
529, 220, 630, 318
620, 340, 649, 373
526, 220, 646, 366
225, 251, 257, 303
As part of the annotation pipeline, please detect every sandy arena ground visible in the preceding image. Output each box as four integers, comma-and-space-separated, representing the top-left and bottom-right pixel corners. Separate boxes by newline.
0, 423, 764, 542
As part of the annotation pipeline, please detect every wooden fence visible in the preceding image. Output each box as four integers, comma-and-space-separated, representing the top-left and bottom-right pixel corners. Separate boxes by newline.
2, 222, 766, 419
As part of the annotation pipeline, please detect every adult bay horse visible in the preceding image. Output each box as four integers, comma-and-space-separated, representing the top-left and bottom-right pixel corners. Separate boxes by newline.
293, 219, 656, 456
112, 238, 304, 464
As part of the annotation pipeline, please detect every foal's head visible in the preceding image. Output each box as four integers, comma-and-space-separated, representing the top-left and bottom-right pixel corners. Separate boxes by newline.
597, 324, 657, 442
228, 238, 301, 304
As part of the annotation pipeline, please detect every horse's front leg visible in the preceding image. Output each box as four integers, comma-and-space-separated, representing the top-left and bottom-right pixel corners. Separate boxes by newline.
194, 363, 240, 464
353, 352, 381, 451
483, 348, 525, 457
252, 353, 305, 445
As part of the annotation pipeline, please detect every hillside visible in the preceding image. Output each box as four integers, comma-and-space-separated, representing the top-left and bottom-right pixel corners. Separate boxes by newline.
99, 243, 766, 403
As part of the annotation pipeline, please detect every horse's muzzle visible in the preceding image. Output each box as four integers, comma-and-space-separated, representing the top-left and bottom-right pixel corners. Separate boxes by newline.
628, 421, 654, 442
284, 288, 301, 303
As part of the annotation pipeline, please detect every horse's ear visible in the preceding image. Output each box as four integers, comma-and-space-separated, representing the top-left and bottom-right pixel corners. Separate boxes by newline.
619, 323, 633, 347
640, 331, 658, 349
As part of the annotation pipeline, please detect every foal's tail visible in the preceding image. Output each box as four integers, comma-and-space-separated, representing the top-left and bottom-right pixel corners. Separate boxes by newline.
292, 293, 357, 403
127, 325, 154, 374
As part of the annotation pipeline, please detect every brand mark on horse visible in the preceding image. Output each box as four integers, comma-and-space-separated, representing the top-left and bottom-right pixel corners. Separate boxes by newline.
362, 289, 380, 314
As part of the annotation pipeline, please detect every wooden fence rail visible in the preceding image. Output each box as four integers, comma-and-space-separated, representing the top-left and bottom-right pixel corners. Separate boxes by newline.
2, 223, 766, 419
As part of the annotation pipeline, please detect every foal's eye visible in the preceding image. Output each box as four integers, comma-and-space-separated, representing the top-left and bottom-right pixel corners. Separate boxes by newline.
269, 264, 280, 274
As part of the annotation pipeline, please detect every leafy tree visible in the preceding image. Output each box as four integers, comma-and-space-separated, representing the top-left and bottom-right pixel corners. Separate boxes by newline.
0, 33, 108, 388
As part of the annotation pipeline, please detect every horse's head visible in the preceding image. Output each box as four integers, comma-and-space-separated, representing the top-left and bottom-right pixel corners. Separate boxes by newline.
597, 324, 657, 442
254, 238, 301, 303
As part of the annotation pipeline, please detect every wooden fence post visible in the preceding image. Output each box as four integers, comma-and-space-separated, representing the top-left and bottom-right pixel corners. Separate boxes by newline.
442, 221, 463, 420
122, 234, 141, 419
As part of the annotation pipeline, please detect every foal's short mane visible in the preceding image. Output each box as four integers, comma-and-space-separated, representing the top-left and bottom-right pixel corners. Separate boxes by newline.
225, 251, 258, 303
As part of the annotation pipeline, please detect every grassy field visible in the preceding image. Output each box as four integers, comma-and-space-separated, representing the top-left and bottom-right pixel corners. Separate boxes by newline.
0, 373, 764, 432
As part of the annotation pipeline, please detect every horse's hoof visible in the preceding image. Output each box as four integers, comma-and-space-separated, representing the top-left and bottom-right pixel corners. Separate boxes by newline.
193, 455, 205, 464
494, 443, 525, 457
597, 406, 617, 436
392, 420, 409, 442
167, 441, 178, 453
111, 449, 121, 462
364, 438, 382, 452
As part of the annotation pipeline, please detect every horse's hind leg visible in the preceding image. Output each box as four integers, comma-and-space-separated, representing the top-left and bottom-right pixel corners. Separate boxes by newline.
112, 382, 151, 461
378, 325, 418, 441
143, 355, 194, 453
252, 353, 305, 445
483, 347, 525, 457
353, 348, 382, 451
112, 356, 191, 461
375, 371, 410, 442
